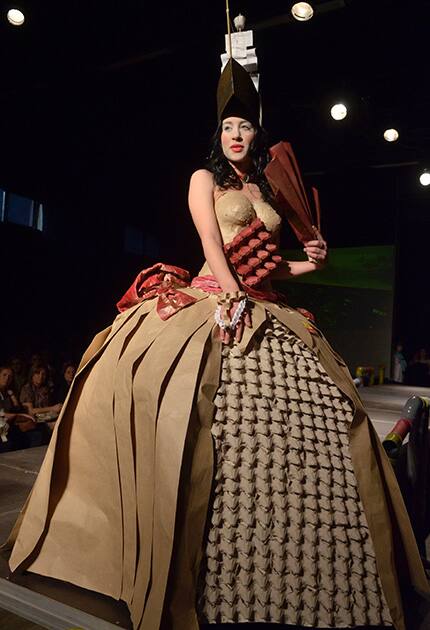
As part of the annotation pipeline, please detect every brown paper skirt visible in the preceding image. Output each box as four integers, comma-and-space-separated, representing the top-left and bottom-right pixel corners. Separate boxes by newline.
197, 315, 393, 628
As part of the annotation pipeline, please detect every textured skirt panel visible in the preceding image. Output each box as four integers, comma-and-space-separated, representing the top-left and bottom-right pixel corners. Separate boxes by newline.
197, 315, 392, 628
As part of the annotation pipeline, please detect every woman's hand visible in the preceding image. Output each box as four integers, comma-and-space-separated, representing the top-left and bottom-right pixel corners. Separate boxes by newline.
219, 300, 252, 345
304, 226, 328, 266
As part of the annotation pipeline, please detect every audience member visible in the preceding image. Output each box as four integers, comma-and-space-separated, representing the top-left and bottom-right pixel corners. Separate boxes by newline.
0, 351, 80, 453
0, 366, 20, 413
20, 366, 62, 417
0, 366, 38, 452
10, 356, 27, 395
29, 353, 56, 395
55, 362, 76, 404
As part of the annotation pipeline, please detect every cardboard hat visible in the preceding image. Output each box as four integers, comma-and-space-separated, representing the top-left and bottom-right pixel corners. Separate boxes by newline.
217, 57, 260, 124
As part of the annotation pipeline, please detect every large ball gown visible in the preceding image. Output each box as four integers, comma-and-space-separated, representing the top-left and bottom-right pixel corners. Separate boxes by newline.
6, 185, 429, 630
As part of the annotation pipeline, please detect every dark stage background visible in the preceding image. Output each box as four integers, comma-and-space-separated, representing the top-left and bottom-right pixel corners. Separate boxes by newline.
0, 0, 429, 371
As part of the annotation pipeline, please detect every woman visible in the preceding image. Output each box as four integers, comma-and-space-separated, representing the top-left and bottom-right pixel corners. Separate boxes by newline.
0, 366, 35, 451
7, 60, 429, 630
54, 362, 77, 404
19, 366, 62, 418
0, 366, 20, 415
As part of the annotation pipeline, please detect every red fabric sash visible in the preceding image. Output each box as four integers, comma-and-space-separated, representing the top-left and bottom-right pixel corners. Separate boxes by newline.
116, 263, 197, 320
116, 263, 288, 320
190, 274, 283, 303
116, 263, 316, 323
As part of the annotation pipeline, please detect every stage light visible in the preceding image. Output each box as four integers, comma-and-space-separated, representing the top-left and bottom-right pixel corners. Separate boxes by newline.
7, 8, 25, 25
291, 2, 314, 21
383, 128, 399, 142
330, 103, 347, 121
419, 170, 430, 186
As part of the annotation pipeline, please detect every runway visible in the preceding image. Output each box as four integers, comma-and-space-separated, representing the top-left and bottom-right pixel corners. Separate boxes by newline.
0, 383, 429, 629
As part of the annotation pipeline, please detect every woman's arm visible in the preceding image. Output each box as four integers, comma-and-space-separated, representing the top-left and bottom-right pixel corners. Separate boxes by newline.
188, 169, 240, 293
20, 385, 61, 416
21, 402, 62, 416
272, 229, 328, 280
188, 169, 252, 343
271, 259, 321, 280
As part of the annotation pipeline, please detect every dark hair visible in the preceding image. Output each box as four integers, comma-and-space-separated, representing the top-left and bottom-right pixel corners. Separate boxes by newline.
29, 365, 47, 381
206, 121, 273, 202
62, 362, 76, 376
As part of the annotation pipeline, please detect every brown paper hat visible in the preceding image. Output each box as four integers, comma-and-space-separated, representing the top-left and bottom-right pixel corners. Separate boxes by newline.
217, 57, 260, 124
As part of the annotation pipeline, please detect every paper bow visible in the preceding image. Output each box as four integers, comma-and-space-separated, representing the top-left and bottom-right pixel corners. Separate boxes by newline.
116, 263, 197, 320
264, 141, 321, 244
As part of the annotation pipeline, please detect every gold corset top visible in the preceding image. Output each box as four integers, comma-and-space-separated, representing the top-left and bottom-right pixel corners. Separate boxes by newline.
214, 189, 282, 246
198, 188, 282, 284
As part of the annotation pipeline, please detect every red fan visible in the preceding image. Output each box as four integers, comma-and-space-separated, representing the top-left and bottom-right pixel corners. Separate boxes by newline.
264, 141, 321, 244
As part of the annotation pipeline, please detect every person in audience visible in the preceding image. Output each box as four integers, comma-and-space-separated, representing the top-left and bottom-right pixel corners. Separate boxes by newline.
29, 353, 56, 396
0, 366, 37, 452
10, 356, 27, 395
20, 366, 62, 417
0, 366, 20, 413
55, 362, 76, 404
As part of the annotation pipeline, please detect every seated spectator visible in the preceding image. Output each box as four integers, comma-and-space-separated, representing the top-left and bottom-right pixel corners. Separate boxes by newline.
29, 353, 56, 396
0, 366, 20, 414
29, 353, 43, 370
0, 366, 38, 452
55, 362, 76, 404
10, 356, 27, 396
20, 366, 62, 418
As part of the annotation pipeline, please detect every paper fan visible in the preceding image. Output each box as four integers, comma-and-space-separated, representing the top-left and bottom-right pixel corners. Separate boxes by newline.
264, 141, 321, 243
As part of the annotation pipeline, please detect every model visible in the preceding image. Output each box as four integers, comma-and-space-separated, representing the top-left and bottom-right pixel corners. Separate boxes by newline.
6, 52, 429, 630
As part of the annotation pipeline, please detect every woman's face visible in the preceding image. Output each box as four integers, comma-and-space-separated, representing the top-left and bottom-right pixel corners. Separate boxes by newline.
64, 365, 76, 384
32, 368, 46, 387
0, 369, 12, 391
221, 117, 256, 167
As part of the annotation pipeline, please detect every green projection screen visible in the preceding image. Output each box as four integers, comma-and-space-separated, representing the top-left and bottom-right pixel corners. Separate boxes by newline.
277, 246, 395, 374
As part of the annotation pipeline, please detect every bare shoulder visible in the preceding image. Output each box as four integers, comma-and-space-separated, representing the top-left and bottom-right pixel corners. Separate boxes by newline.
189, 168, 214, 189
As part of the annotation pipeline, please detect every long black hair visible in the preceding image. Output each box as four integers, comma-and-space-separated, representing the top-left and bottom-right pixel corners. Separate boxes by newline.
206, 121, 273, 202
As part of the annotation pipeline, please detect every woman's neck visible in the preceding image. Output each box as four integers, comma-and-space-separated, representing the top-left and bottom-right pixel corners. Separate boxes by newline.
229, 160, 251, 181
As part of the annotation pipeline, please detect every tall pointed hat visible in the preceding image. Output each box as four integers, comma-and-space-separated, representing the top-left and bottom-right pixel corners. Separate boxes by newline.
217, 56, 260, 124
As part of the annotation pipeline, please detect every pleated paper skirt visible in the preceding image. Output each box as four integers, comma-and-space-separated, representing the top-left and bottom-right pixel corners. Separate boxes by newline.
8, 293, 430, 630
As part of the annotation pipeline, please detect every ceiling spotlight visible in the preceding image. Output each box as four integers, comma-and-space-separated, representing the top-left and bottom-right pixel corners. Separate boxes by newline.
383, 128, 399, 142
291, 2, 314, 21
330, 103, 347, 121
419, 170, 430, 187
7, 8, 25, 25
